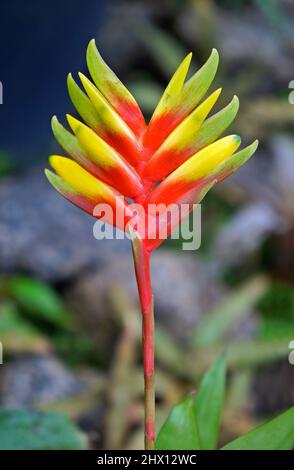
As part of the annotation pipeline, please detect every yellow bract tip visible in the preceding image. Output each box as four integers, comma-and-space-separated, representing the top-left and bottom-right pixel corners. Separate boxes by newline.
49, 155, 66, 174
176, 135, 241, 182
49, 155, 108, 201
79, 72, 96, 95
66, 114, 84, 134
78, 71, 87, 82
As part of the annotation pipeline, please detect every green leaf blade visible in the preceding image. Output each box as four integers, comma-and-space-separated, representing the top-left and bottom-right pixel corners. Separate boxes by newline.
7, 276, 72, 329
192, 275, 269, 348
194, 354, 226, 450
222, 407, 294, 450
155, 396, 201, 450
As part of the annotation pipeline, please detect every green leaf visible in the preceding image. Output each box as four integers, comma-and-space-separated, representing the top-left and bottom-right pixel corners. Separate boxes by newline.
194, 354, 226, 449
253, 0, 287, 30
192, 275, 269, 347
258, 282, 294, 340
222, 407, 294, 450
0, 302, 51, 354
226, 337, 293, 368
260, 317, 294, 340
7, 276, 72, 329
156, 396, 201, 450
225, 370, 252, 415
0, 410, 87, 450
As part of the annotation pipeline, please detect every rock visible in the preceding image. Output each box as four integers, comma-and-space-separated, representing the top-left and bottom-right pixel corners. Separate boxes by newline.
65, 251, 257, 358
0, 170, 130, 282
213, 202, 283, 267
0, 354, 87, 407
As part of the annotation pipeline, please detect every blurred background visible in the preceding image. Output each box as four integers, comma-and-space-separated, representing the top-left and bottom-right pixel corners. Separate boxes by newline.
0, 0, 293, 450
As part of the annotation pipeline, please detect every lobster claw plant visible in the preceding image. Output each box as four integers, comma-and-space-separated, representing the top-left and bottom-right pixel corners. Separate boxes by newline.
45, 40, 258, 450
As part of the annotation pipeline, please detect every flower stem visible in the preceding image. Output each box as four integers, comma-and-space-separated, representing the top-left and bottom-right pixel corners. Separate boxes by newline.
132, 236, 155, 450
143, 297, 155, 450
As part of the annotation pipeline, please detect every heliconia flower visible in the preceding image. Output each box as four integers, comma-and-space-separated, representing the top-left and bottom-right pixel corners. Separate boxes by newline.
45, 40, 258, 450
46, 40, 257, 247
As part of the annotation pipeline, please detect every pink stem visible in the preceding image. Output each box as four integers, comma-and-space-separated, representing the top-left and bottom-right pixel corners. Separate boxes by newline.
132, 238, 155, 450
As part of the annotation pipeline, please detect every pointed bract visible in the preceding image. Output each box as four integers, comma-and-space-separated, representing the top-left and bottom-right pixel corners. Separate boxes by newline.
46, 158, 131, 231
193, 95, 240, 150
143, 49, 219, 152
51, 116, 84, 160
77, 73, 142, 167
67, 73, 100, 130
45, 168, 99, 216
86, 39, 146, 136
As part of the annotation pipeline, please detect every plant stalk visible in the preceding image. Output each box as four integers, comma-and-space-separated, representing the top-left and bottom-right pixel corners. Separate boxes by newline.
142, 296, 155, 450
132, 237, 155, 450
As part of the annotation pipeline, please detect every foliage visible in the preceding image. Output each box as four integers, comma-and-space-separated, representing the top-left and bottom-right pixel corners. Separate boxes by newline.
0, 410, 86, 450
0, 276, 95, 364
0, 302, 50, 354
194, 354, 226, 449
156, 396, 201, 450
5, 276, 71, 329
258, 282, 294, 340
191, 275, 269, 347
222, 407, 294, 450
156, 356, 294, 450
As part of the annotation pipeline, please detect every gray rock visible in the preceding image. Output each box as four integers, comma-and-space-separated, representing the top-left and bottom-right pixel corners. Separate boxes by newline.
0, 170, 130, 282
213, 202, 283, 267
0, 354, 86, 407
